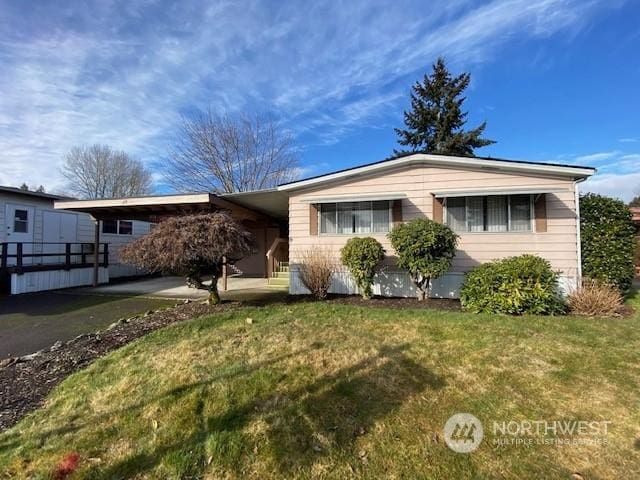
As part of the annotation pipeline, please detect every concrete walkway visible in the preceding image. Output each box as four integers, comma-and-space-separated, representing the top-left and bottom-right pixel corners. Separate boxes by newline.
79, 276, 279, 301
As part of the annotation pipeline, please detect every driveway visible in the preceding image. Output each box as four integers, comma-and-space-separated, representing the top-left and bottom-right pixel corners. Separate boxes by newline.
0, 292, 175, 358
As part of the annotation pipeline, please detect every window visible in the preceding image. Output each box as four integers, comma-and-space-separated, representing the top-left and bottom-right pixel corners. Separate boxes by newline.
102, 220, 133, 235
445, 195, 532, 233
13, 209, 28, 233
319, 201, 390, 234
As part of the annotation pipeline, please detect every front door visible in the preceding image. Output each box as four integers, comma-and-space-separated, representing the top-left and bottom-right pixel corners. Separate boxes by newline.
43, 211, 78, 264
5, 204, 35, 266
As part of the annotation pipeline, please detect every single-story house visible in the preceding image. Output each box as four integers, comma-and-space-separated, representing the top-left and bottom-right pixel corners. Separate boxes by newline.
0, 186, 151, 294
55, 153, 596, 298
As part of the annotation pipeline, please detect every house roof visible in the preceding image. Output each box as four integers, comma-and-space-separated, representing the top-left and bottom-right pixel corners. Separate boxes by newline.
54, 153, 597, 221
277, 152, 596, 191
0, 185, 71, 201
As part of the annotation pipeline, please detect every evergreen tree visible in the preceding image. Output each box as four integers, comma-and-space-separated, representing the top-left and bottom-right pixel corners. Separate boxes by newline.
629, 194, 640, 207
395, 57, 495, 156
19, 183, 29, 191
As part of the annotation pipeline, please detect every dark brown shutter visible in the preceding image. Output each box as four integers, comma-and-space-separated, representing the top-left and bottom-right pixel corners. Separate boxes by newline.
392, 199, 403, 227
534, 194, 547, 233
309, 204, 318, 235
432, 196, 444, 223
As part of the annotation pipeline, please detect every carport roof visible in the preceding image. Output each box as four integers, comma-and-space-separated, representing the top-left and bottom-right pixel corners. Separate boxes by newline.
54, 191, 289, 221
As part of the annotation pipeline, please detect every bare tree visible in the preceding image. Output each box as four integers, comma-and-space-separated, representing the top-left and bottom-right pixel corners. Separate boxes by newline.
61, 144, 153, 199
165, 110, 299, 193
119, 212, 255, 304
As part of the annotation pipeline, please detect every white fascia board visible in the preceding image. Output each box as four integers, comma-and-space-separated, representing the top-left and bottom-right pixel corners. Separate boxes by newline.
54, 193, 212, 210
277, 154, 596, 191
432, 187, 568, 198
299, 193, 407, 203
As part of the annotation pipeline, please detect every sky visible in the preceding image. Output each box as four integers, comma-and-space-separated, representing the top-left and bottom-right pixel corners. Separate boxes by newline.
0, 0, 638, 200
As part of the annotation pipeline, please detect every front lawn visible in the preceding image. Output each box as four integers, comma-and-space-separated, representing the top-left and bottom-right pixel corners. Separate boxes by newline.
1, 294, 639, 478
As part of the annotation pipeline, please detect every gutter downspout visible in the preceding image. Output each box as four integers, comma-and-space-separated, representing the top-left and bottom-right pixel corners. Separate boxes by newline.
574, 178, 587, 287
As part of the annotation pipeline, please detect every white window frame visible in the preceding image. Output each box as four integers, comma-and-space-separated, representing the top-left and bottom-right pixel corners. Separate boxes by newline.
444, 195, 534, 233
318, 201, 392, 235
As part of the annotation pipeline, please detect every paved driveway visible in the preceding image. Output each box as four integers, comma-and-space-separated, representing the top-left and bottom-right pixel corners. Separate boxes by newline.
0, 292, 175, 358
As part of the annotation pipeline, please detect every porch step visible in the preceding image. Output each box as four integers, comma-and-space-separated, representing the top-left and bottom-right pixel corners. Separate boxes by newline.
268, 277, 289, 287
272, 271, 289, 279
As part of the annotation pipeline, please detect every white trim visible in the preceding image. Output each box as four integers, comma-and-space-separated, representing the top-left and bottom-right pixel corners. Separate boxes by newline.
278, 154, 596, 191
55, 193, 212, 210
432, 186, 567, 198
301, 193, 406, 203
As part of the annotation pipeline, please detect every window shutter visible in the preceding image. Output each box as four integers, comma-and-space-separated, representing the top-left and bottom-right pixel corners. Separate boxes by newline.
309, 204, 318, 235
392, 199, 403, 226
534, 194, 547, 233
432, 196, 444, 223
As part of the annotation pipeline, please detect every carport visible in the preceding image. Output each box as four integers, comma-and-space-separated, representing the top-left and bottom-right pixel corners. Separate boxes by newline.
55, 192, 290, 289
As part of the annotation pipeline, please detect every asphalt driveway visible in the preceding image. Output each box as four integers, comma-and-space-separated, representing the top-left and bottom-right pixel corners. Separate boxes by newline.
0, 292, 175, 358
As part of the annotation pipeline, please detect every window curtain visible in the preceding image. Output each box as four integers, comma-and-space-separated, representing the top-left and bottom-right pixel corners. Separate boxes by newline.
320, 203, 337, 234
486, 196, 508, 232
446, 197, 466, 232
354, 201, 371, 233
372, 201, 389, 233
337, 202, 354, 234
510, 195, 531, 231
466, 197, 484, 232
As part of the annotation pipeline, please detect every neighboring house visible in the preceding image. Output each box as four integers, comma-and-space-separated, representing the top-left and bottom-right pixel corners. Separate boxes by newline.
0, 186, 151, 294
55, 153, 596, 298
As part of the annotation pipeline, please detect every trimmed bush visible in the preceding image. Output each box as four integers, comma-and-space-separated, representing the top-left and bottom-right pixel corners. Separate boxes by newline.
340, 237, 385, 299
568, 278, 623, 317
580, 194, 636, 292
460, 254, 565, 315
297, 246, 335, 299
388, 218, 458, 300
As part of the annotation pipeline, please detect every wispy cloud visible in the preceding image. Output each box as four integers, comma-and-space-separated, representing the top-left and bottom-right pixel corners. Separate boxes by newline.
618, 137, 638, 143
574, 151, 621, 162
0, 0, 624, 192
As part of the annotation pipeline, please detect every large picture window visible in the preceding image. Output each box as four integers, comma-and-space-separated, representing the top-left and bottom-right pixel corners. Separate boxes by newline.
445, 195, 532, 233
319, 201, 390, 234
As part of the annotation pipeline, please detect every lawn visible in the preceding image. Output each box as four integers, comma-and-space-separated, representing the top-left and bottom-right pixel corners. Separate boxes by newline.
1, 293, 639, 479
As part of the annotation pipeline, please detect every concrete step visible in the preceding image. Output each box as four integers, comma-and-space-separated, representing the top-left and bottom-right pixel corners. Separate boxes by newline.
267, 284, 288, 290
268, 277, 289, 286
272, 271, 289, 279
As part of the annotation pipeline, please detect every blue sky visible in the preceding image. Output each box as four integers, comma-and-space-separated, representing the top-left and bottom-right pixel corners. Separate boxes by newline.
0, 0, 638, 200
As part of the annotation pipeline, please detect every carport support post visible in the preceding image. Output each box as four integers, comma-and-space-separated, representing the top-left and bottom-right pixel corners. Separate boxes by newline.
222, 256, 228, 291
93, 219, 100, 287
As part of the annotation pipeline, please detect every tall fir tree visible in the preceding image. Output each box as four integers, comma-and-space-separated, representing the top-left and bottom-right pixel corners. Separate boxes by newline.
395, 57, 495, 156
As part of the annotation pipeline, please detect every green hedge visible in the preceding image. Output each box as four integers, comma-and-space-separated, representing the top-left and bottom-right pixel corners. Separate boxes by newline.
580, 194, 636, 292
460, 255, 565, 315
340, 237, 385, 299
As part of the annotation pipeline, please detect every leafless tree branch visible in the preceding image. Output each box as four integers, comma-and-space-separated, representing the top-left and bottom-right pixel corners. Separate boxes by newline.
165, 110, 299, 193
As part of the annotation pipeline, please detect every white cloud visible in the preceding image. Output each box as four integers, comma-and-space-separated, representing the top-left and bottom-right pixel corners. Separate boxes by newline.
0, 0, 624, 192
618, 137, 638, 143
583, 172, 640, 202
574, 151, 621, 163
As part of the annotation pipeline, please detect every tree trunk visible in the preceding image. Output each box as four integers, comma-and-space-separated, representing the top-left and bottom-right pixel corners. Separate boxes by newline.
415, 276, 431, 301
208, 275, 221, 304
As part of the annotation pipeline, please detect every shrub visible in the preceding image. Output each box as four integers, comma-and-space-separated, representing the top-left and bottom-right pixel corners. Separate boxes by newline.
340, 237, 385, 299
567, 278, 623, 317
119, 212, 254, 304
460, 254, 565, 315
388, 218, 458, 300
580, 194, 636, 292
297, 246, 335, 299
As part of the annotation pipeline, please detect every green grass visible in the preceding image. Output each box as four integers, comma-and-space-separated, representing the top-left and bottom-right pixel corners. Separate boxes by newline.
1, 292, 640, 479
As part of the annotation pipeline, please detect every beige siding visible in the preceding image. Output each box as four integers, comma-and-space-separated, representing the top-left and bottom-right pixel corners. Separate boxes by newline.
289, 165, 578, 280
